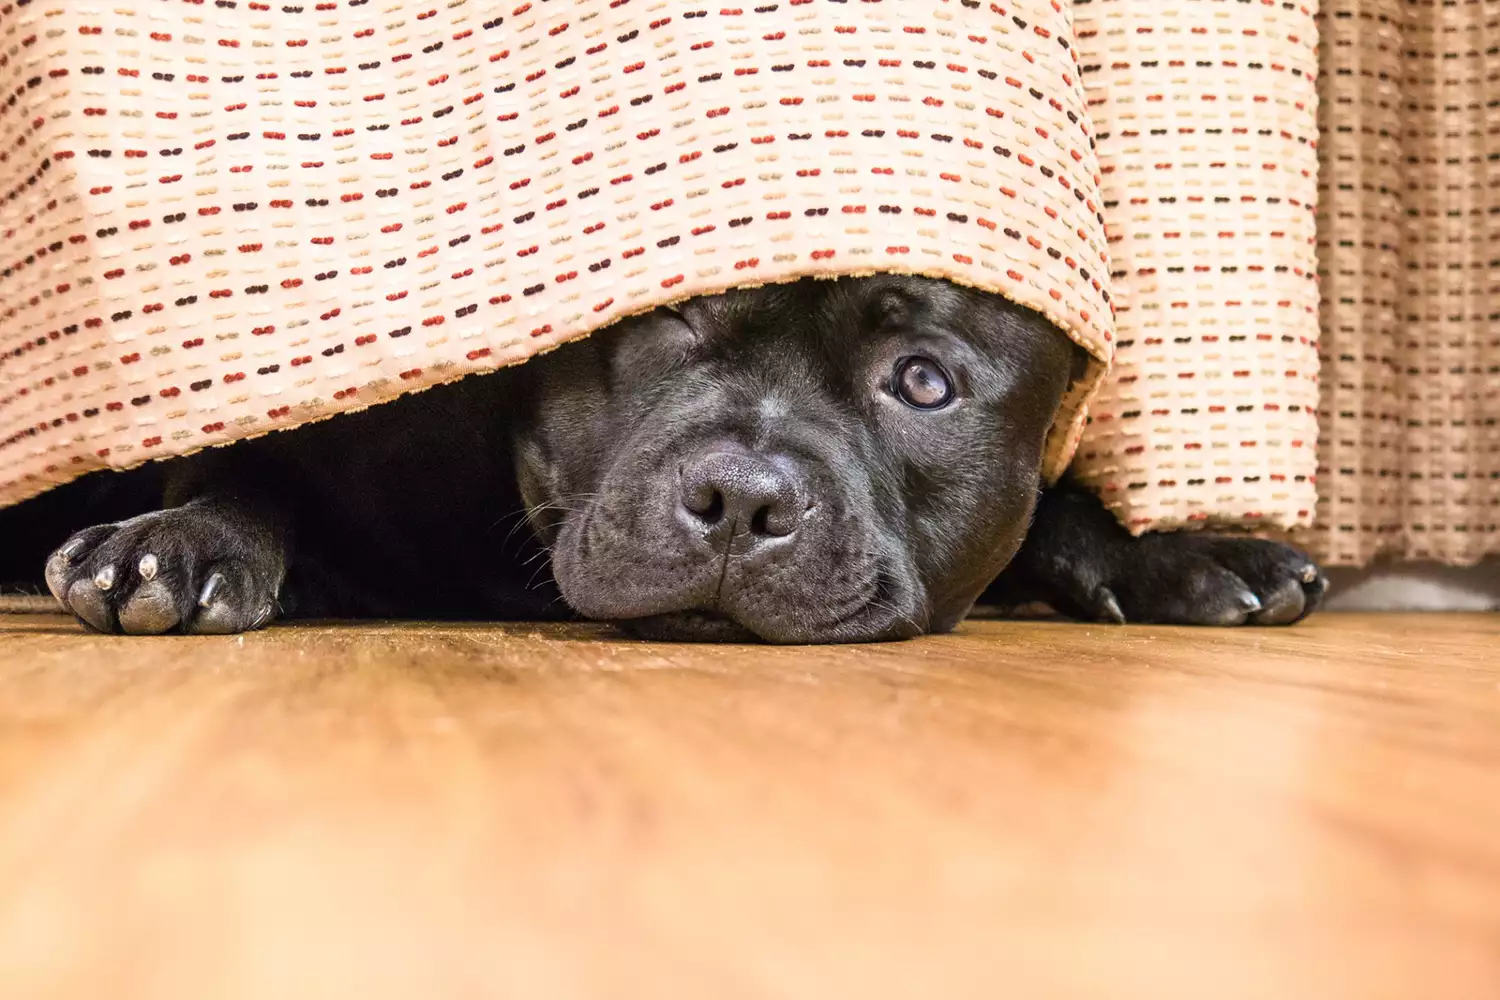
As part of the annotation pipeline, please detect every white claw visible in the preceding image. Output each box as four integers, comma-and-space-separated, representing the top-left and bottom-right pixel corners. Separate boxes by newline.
198, 573, 225, 608
138, 553, 159, 582
250, 603, 275, 630
93, 565, 115, 591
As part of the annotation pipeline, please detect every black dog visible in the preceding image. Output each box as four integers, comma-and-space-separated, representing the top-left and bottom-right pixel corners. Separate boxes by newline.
22, 276, 1325, 642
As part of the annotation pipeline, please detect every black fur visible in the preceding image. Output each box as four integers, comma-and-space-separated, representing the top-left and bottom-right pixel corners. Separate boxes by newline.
6, 276, 1325, 642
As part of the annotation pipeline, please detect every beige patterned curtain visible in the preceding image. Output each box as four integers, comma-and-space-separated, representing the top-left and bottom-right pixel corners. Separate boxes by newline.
1, 0, 1495, 576
1315, 0, 1500, 566
0, 2, 1115, 509
1070, 0, 1324, 538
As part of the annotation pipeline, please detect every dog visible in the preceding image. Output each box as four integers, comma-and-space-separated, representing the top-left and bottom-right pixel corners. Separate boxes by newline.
19, 275, 1325, 642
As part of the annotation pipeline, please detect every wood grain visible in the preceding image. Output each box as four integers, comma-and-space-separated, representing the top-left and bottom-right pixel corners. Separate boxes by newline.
0, 612, 1497, 999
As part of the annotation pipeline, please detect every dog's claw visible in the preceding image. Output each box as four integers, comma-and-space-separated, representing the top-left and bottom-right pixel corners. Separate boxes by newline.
1300, 564, 1319, 584
59, 537, 86, 563
1097, 588, 1127, 624
138, 553, 159, 582
198, 572, 225, 608
1235, 589, 1262, 614
93, 564, 116, 591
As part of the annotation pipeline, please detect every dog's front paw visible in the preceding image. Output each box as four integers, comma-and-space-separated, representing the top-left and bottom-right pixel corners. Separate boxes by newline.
45, 503, 285, 635
989, 481, 1328, 627
1052, 534, 1327, 627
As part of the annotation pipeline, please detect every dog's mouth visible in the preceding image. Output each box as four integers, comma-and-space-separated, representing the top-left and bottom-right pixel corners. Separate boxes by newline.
618, 609, 760, 643
609, 578, 921, 645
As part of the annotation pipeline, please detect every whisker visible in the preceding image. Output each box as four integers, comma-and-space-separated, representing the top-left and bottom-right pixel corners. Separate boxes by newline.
491, 492, 603, 547
864, 596, 923, 635
526, 562, 556, 592
500, 506, 566, 547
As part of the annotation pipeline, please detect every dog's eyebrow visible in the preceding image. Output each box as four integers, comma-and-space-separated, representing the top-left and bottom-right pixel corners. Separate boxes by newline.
870, 288, 914, 327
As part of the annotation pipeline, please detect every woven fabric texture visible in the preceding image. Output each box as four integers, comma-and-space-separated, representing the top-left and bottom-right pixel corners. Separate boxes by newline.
1069, 0, 1323, 535
0, 0, 1115, 509
1314, 0, 1500, 566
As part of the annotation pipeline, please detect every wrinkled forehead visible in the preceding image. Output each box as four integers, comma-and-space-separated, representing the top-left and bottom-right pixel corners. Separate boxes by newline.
681, 280, 820, 333
682, 276, 977, 349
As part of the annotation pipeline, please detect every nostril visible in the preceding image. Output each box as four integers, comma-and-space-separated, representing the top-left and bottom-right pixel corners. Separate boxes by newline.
682, 481, 726, 524
751, 501, 802, 538
750, 504, 771, 536
702, 491, 725, 524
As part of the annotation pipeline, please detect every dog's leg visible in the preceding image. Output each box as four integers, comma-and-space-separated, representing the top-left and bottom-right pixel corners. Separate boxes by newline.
43, 451, 293, 635
987, 478, 1328, 626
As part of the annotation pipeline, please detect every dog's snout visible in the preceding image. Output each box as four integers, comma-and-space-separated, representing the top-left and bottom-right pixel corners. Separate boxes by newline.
679, 450, 805, 541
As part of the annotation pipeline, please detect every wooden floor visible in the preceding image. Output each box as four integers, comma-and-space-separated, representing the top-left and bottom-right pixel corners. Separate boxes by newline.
0, 612, 1496, 1000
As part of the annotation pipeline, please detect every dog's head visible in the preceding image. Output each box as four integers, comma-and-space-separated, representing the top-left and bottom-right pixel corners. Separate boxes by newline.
512, 275, 1084, 643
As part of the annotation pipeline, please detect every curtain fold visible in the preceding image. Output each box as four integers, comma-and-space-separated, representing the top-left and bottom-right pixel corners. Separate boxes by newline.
1072, 0, 1323, 536
1314, 0, 1500, 566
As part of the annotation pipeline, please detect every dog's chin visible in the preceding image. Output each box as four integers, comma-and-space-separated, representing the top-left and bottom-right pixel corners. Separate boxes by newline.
613, 603, 923, 645
617, 610, 761, 643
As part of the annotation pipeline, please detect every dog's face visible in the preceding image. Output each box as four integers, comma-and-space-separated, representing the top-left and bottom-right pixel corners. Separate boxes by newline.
511, 276, 1082, 643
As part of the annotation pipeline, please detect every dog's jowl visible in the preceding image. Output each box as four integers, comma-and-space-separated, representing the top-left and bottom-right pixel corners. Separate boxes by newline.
29, 277, 1326, 641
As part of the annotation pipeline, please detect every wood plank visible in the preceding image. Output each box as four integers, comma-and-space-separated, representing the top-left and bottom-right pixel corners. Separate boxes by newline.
0, 613, 1496, 999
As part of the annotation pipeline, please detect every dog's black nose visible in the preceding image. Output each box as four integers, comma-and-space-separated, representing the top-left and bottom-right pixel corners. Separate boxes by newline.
680, 449, 804, 541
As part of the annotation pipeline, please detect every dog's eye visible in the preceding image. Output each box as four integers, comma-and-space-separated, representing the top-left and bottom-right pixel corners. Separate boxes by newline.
892, 357, 953, 410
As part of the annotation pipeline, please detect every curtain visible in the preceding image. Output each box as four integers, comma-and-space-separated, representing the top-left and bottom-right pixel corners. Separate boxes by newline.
1314, 0, 1500, 566
4, 0, 1497, 573
0, 1, 1114, 509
